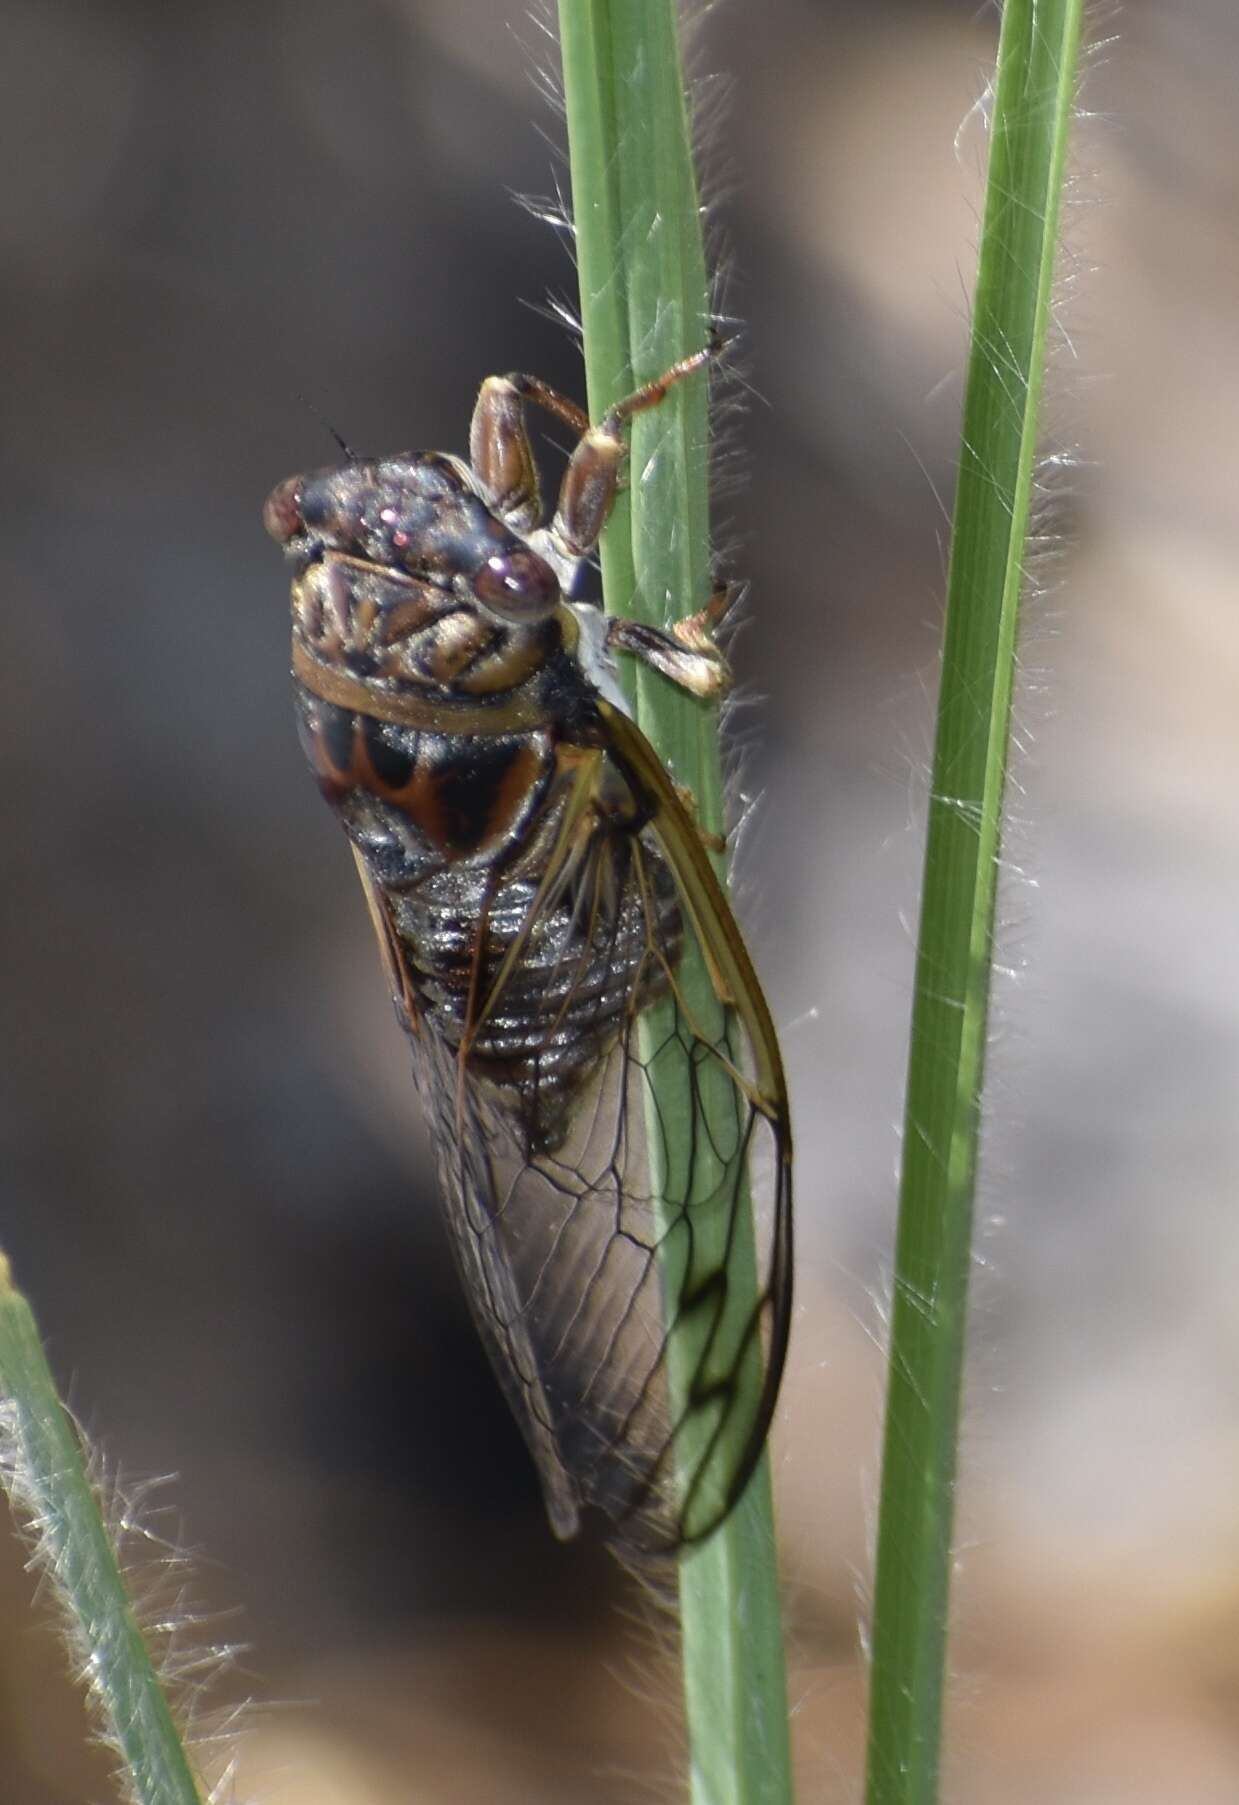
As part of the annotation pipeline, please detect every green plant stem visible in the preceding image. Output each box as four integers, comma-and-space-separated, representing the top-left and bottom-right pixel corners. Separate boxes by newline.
864, 4, 1085, 1802
0, 1256, 203, 1805
558, 7, 792, 1804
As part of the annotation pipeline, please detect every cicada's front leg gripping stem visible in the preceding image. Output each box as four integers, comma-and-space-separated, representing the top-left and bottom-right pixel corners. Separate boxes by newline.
605, 584, 735, 701
469, 345, 718, 564
552, 345, 718, 558
468, 375, 569, 534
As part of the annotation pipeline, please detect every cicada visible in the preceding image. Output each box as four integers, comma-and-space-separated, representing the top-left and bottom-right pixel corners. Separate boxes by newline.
264, 351, 792, 1550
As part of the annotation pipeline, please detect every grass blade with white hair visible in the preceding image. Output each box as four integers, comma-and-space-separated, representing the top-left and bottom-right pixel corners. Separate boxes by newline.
0, 1255, 204, 1805
864, 3, 1086, 1801
557, 6, 793, 1803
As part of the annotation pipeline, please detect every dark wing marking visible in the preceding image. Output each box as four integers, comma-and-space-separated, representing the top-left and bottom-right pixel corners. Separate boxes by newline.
594, 700, 793, 1545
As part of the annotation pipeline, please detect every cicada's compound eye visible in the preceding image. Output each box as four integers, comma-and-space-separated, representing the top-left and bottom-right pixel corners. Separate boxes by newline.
471, 548, 560, 623
263, 476, 305, 546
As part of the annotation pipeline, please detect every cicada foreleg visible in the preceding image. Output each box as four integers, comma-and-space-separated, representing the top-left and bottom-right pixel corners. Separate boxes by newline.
469, 345, 717, 563
469, 373, 585, 535
604, 582, 735, 704
605, 582, 738, 860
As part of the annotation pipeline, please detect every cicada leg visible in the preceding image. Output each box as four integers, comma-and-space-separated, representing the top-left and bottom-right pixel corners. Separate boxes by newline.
602, 580, 740, 855
671, 783, 727, 856
604, 582, 736, 703
468, 373, 586, 534
469, 345, 718, 559
551, 346, 717, 558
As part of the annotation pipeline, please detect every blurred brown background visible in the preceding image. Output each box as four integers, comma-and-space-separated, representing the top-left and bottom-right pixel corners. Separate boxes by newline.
4, 0, 1239, 1799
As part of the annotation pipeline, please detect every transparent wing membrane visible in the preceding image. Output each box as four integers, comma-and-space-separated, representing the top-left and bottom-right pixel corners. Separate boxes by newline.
393, 775, 791, 1552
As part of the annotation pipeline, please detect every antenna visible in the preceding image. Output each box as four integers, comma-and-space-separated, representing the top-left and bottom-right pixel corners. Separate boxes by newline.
294, 393, 359, 462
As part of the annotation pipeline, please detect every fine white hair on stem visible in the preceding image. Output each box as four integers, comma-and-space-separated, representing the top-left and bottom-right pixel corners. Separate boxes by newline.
0, 1392, 252, 1804
518, 0, 764, 874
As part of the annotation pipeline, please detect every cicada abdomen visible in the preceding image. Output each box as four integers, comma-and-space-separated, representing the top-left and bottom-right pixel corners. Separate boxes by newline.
265, 354, 792, 1550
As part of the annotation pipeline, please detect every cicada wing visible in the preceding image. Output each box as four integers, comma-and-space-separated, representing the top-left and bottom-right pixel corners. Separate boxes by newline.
592, 700, 794, 1546
408, 1017, 588, 1539
348, 850, 584, 1538
354, 716, 792, 1553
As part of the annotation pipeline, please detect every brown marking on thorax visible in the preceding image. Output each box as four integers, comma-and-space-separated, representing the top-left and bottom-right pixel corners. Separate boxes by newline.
299, 693, 555, 863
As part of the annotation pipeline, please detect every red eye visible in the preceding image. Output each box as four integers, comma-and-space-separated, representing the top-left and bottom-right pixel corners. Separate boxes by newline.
263, 476, 304, 545
472, 549, 559, 622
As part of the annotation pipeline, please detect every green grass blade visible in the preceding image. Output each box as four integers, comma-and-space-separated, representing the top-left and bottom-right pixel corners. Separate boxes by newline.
0, 1256, 203, 1805
864, 3, 1086, 1802
558, 7, 793, 1803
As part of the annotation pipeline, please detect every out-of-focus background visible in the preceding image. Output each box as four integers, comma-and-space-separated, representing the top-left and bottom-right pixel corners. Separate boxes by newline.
4, 1, 1238, 1799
